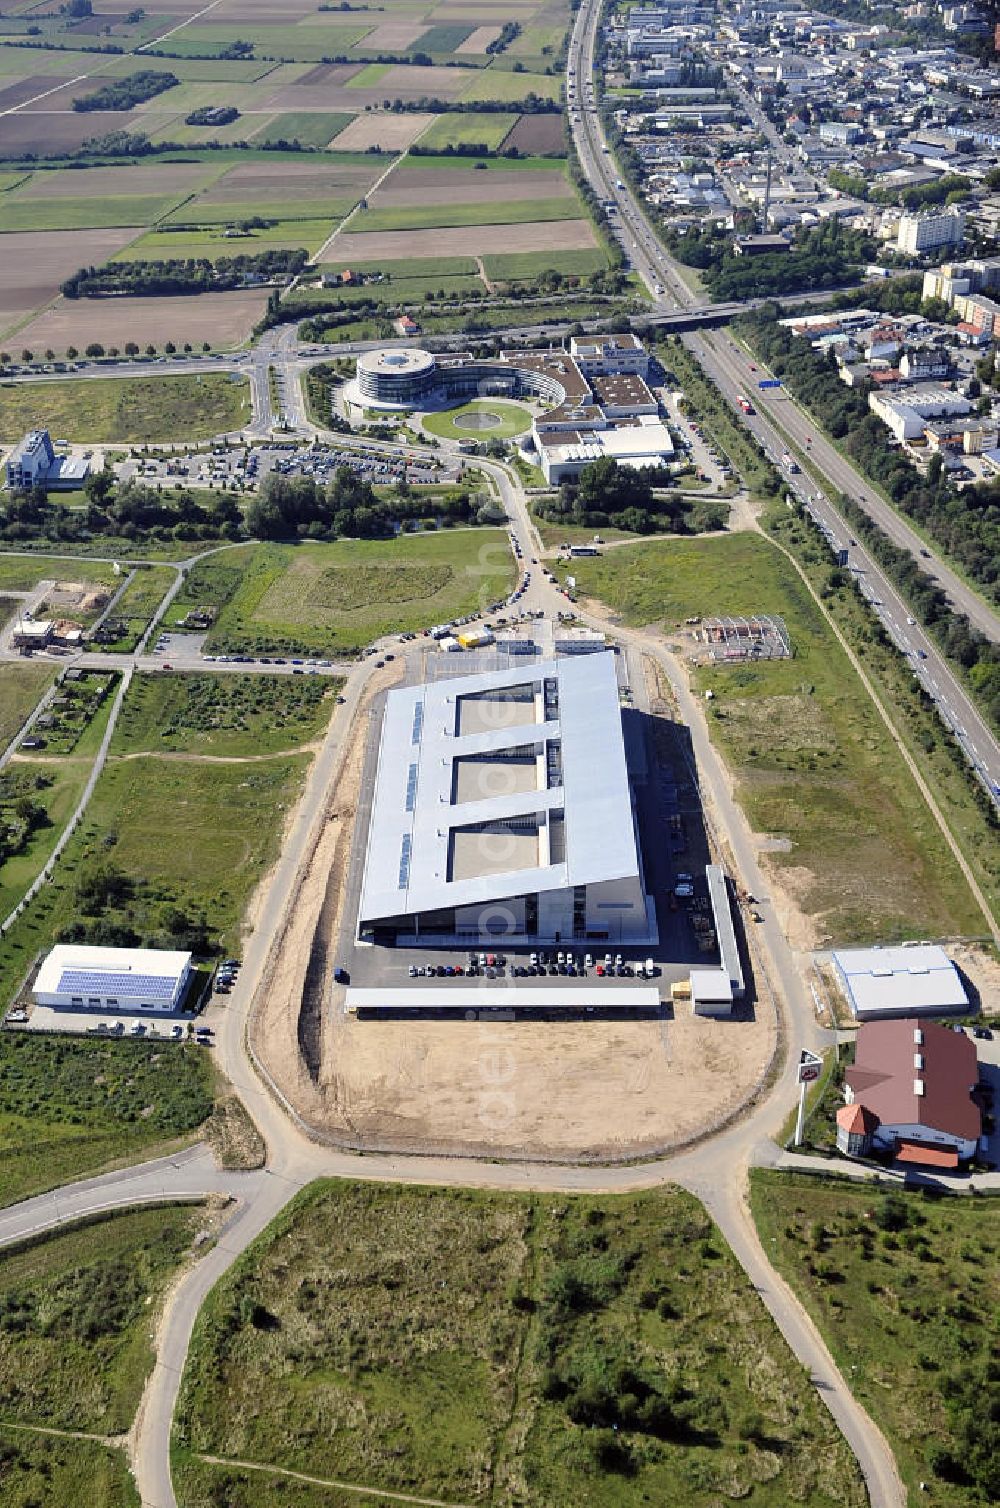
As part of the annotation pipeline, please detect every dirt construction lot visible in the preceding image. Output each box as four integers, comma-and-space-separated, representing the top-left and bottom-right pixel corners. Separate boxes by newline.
336, 219, 598, 260
16, 289, 268, 353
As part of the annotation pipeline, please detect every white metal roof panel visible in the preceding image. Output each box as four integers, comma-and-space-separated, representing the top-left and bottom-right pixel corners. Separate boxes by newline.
346, 986, 661, 1012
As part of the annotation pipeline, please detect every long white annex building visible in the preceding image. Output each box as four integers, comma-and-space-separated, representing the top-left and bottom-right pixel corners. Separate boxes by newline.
357, 653, 657, 947
33, 944, 192, 1013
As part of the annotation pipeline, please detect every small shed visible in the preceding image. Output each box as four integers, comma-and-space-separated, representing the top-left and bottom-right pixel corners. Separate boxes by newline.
690, 967, 733, 1017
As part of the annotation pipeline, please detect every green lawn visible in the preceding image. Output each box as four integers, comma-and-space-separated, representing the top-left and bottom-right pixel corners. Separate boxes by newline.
346, 196, 580, 234
112, 671, 341, 757
0, 1204, 206, 1433
173, 1180, 864, 1508
751, 1172, 999, 1507
422, 399, 532, 441
0, 1430, 139, 1508
461, 69, 561, 103
0, 661, 54, 753
0, 376, 250, 445
201, 532, 515, 658
0, 1035, 213, 1208
416, 113, 519, 151
564, 533, 983, 942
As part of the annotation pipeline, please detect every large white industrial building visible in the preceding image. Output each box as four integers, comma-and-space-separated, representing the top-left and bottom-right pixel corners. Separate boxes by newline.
831, 944, 968, 1020
33, 944, 193, 1013
357, 653, 657, 947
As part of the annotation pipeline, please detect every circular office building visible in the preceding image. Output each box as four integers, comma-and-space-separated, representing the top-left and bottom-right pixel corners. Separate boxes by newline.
356, 348, 437, 407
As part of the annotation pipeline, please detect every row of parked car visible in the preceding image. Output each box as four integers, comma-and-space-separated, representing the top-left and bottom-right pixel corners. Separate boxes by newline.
214, 958, 241, 995
405, 951, 659, 980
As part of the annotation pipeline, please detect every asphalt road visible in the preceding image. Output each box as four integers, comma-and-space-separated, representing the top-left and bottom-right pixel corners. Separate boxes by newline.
690, 329, 1000, 805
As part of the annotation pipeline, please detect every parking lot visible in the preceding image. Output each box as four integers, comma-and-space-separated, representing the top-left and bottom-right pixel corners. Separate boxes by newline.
116, 440, 460, 494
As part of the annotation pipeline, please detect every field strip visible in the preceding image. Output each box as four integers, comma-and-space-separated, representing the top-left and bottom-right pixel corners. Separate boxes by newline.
0, 1419, 125, 1448
137, 0, 224, 52
197, 1454, 475, 1507
310, 150, 410, 265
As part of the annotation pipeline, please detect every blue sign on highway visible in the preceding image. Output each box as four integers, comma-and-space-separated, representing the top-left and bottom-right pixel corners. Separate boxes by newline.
758, 378, 782, 389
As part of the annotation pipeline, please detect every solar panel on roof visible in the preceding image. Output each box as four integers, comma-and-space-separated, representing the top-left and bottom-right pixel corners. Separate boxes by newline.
57, 969, 177, 1000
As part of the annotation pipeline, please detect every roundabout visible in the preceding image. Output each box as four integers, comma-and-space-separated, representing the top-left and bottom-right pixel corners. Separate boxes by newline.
422, 398, 533, 441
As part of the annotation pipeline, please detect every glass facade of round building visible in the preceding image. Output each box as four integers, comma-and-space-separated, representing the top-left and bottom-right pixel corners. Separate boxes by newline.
356, 349, 437, 406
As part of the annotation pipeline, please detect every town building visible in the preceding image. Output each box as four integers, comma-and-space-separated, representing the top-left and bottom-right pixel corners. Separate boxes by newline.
32, 944, 193, 1014
836, 1017, 981, 1168
5, 429, 91, 491
356, 653, 657, 948
869, 385, 972, 441
832, 943, 968, 1019
896, 208, 966, 255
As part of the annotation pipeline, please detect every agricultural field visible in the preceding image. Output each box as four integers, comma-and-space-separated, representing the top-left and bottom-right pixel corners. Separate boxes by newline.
329, 217, 598, 263
563, 533, 984, 942
257, 111, 353, 148
751, 1173, 999, 1507
199, 532, 516, 657
0, 374, 249, 444
415, 112, 518, 152
484, 247, 612, 280
0, 1204, 207, 1433
0, 661, 55, 752
173, 1180, 865, 1508
0, 1033, 213, 1209
345, 195, 582, 234
112, 670, 341, 758
328, 111, 435, 152
15, 289, 268, 356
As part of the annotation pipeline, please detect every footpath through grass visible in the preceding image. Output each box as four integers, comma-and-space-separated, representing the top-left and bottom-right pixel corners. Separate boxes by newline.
0, 1034, 213, 1208
0, 374, 250, 445
173, 1180, 865, 1508
0, 1204, 206, 1433
564, 531, 983, 943
751, 1172, 999, 1506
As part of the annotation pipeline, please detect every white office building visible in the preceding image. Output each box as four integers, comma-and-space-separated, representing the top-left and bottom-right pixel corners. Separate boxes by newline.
897, 209, 965, 255
357, 654, 657, 947
33, 944, 193, 1014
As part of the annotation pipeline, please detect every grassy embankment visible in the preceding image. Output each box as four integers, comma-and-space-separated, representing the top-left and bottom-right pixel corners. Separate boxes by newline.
751, 1173, 999, 1507
173, 1180, 865, 1508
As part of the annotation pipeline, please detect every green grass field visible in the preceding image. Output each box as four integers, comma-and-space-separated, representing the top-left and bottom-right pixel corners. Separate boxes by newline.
422, 399, 532, 441
0, 1430, 139, 1508
751, 1173, 999, 1507
484, 247, 611, 279
564, 533, 983, 942
0, 1034, 213, 1208
318, 254, 480, 279
0, 661, 55, 752
173, 1180, 865, 1508
0, 376, 249, 444
0, 556, 118, 592
346, 196, 580, 234
416, 113, 518, 151
0, 194, 193, 232
0, 758, 95, 920
0, 1204, 205, 1432
461, 69, 561, 102
115, 219, 333, 258
256, 111, 353, 147
112, 671, 340, 757
202, 532, 515, 658
165, 23, 374, 61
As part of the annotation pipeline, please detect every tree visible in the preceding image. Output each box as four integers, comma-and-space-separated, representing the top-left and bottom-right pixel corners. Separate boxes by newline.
84, 342, 105, 358
66, 346, 78, 360
125, 342, 139, 357
44, 349, 55, 362
164, 340, 176, 354
202, 341, 211, 352
64, 0, 93, 15
145, 344, 156, 356
20, 349, 33, 364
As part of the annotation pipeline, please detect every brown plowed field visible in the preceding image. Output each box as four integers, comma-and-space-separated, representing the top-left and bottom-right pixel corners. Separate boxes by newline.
329, 111, 435, 151
360, 22, 432, 49
457, 25, 503, 52
334, 218, 598, 260
19, 77, 117, 110
16, 289, 268, 354
294, 62, 365, 88
0, 227, 140, 338
376, 64, 477, 97
0, 75, 55, 111
192, 160, 379, 204
0, 109, 137, 156
12, 162, 217, 200
373, 168, 572, 207
504, 113, 566, 154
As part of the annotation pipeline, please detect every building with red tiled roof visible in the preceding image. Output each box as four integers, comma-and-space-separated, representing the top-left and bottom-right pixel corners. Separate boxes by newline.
838, 1018, 981, 1167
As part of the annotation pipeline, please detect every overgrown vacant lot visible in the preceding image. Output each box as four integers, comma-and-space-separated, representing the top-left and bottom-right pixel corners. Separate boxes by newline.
113, 670, 340, 757
0, 1204, 205, 1433
0, 558, 118, 593
174, 1181, 864, 1508
0, 1035, 213, 1209
201, 531, 515, 657
751, 1173, 1000, 1506
0, 374, 249, 444
565, 532, 981, 943
0, 661, 54, 752
0, 1430, 139, 1508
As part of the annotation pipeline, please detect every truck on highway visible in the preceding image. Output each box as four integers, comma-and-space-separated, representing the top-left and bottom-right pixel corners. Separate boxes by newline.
782, 451, 799, 473
737, 395, 754, 415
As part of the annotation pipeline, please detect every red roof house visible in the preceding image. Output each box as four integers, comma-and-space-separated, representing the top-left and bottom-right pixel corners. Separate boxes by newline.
840, 1018, 980, 1166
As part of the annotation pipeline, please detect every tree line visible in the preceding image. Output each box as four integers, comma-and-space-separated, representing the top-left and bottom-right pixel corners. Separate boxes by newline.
72, 70, 178, 112
244, 471, 488, 542
61, 248, 307, 300
535, 457, 728, 536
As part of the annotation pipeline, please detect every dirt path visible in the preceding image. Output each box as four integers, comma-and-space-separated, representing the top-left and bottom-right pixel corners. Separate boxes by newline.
197, 1454, 474, 1507
475, 256, 495, 295
111, 743, 324, 765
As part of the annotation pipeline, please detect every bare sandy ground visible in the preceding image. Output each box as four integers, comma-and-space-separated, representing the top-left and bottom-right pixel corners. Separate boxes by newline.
252, 663, 777, 1162
330, 112, 436, 152
337, 218, 598, 260
17, 289, 268, 354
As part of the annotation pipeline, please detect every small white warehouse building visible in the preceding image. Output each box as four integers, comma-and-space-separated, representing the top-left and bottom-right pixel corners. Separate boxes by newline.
33, 944, 193, 1014
831, 944, 968, 1020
